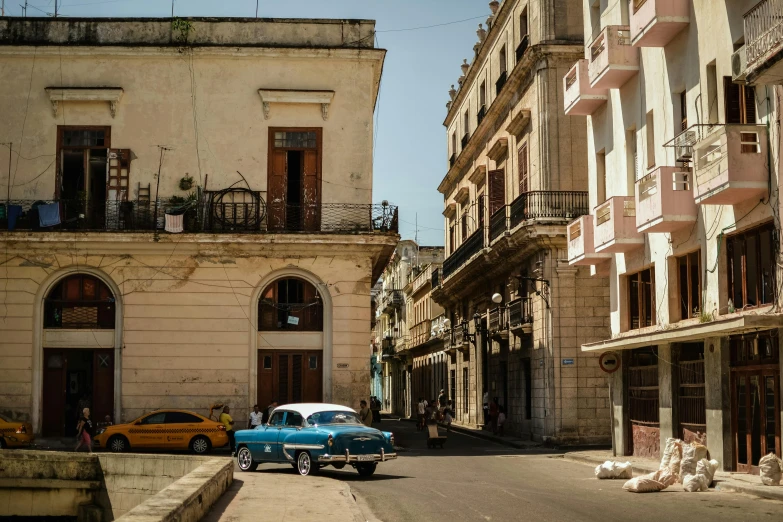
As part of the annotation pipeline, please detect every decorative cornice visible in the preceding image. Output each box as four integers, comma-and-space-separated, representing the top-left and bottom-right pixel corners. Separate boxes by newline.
258, 89, 335, 121
45, 87, 123, 118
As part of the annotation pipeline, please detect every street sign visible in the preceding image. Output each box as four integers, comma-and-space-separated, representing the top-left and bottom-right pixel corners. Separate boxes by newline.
599, 352, 620, 373
562, 358, 574, 366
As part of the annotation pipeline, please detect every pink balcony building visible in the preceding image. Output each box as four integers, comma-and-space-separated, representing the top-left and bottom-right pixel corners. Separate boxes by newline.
630, 0, 690, 47
564, 59, 608, 116
593, 196, 644, 253
588, 25, 640, 89
635, 166, 697, 233
693, 125, 768, 205
567, 215, 611, 266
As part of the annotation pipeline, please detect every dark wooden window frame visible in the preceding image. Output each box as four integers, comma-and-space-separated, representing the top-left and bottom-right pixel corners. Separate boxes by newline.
628, 267, 656, 330
676, 250, 701, 321
726, 221, 776, 311
55, 125, 112, 199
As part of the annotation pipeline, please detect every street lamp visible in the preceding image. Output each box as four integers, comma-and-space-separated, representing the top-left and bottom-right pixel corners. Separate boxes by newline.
465, 313, 486, 345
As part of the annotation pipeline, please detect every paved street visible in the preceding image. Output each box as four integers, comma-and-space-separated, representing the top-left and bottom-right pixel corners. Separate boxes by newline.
336, 420, 782, 522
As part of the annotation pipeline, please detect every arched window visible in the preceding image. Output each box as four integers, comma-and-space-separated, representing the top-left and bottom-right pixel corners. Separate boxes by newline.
44, 274, 115, 329
258, 278, 323, 332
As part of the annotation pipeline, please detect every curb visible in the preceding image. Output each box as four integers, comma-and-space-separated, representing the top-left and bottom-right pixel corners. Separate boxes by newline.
392, 416, 539, 451
563, 453, 783, 503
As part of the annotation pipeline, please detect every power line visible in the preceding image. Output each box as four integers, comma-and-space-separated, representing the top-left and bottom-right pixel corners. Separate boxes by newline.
377, 14, 488, 33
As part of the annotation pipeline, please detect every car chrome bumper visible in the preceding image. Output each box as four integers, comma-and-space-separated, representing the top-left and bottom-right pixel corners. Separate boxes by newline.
318, 448, 397, 463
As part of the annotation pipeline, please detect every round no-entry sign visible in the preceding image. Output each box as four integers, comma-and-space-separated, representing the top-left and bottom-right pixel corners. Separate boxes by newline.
599, 352, 620, 374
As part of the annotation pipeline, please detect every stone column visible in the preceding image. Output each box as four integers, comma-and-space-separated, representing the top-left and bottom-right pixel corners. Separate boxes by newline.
658, 344, 677, 451
610, 358, 628, 456
704, 336, 732, 470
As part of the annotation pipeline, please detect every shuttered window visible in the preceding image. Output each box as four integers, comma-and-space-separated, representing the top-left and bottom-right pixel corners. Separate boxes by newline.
518, 144, 529, 194
488, 169, 506, 216
724, 77, 756, 124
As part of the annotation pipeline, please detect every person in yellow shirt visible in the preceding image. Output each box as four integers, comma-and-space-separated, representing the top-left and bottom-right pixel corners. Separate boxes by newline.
219, 405, 236, 455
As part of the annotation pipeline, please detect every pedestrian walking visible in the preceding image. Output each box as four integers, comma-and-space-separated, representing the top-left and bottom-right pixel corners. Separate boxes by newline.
359, 400, 373, 427
416, 397, 427, 431
219, 405, 236, 455
74, 407, 94, 453
248, 404, 263, 429
489, 397, 499, 435
483, 391, 489, 428
263, 399, 278, 424
443, 400, 454, 433
438, 389, 447, 408
497, 406, 506, 437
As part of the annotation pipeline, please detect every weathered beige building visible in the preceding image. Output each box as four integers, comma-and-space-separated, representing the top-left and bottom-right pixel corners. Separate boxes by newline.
0, 17, 397, 436
432, 0, 611, 444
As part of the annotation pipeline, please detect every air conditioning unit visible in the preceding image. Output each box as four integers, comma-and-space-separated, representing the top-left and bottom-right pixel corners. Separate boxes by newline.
732, 45, 747, 84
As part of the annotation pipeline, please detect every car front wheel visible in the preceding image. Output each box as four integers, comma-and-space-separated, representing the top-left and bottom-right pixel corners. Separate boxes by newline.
296, 451, 315, 476
107, 435, 129, 453
356, 463, 377, 477
236, 447, 258, 472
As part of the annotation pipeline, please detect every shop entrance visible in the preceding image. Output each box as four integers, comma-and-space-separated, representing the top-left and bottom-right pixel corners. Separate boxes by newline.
730, 332, 781, 473
42, 348, 114, 437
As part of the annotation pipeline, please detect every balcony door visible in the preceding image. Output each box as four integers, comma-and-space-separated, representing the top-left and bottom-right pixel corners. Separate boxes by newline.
268, 129, 322, 232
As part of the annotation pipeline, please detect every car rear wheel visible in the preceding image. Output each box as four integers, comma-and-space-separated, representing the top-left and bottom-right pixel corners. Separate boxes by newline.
107, 435, 129, 453
356, 463, 377, 477
236, 447, 258, 472
190, 435, 211, 455
296, 451, 315, 476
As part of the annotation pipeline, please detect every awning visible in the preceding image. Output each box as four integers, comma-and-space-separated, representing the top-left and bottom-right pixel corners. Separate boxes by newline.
581, 311, 783, 353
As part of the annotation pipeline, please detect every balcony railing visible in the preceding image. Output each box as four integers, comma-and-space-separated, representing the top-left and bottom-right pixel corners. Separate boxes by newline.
461, 133, 470, 149
489, 307, 508, 332
431, 267, 441, 289
477, 105, 487, 125
449, 153, 457, 168
745, 0, 783, 67
442, 228, 483, 279
508, 297, 533, 328
496, 70, 508, 95
489, 206, 508, 243
509, 190, 590, 228
516, 34, 530, 62
630, 0, 689, 47
411, 320, 432, 347
0, 199, 399, 235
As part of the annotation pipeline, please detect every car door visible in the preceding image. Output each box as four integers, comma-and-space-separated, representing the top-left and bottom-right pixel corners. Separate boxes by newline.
277, 411, 303, 462
164, 411, 202, 450
260, 411, 286, 461
129, 412, 167, 448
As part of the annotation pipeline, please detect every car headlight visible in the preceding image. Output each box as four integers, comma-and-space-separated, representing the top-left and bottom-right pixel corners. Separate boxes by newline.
96, 428, 106, 436
389, 433, 394, 446
15, 426, 27, 434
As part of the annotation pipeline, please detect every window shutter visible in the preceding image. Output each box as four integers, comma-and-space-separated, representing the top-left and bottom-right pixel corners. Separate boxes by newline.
268, 150, 287, 231
518, 144, 529, 194
744, 85, 756, 124
724, 77, 742, 124
107, 149, 131, 202
302, 149, 320, 231
488, 169, 506, 216
477, 194, 485, 229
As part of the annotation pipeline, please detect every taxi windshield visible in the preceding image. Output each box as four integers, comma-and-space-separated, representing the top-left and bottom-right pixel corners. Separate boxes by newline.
307, 411, 362, 426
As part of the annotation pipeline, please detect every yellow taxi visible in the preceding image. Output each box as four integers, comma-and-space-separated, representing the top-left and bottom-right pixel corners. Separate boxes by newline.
94, 409, 229, 454
0, 413, 34, 448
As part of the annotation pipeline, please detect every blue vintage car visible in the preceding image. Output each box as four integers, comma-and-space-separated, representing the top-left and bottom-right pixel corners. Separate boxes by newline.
234, 403, 396, 477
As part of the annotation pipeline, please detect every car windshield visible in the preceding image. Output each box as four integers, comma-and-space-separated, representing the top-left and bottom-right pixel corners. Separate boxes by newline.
307, 411, 362, 426
0, 413, 12, 423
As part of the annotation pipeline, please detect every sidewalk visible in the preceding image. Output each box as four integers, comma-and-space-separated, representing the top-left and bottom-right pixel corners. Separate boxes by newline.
565, 450, 783, 502
202, 469, 366, 522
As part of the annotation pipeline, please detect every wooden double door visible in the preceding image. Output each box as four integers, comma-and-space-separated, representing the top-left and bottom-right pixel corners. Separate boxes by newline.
258, 350, 323, 408
732, 368, 781, 473
42, 348, 114, 436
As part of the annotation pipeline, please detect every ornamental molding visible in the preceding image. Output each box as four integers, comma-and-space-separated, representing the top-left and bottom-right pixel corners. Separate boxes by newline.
257, 89, 335, 121
45, 87, 124, 118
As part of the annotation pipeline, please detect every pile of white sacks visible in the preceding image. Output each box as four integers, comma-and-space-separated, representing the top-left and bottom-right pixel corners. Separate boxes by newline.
594, 438, 720, 493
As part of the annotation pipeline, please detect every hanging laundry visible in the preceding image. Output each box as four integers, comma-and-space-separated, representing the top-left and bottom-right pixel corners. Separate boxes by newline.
7, 205, 23, 231
38, 203, 61, 227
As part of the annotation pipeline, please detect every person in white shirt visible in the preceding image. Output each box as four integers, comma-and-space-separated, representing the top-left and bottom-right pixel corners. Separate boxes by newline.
417, 397, 427, 432
248, 404, 264, 429
482, 391, 490, 428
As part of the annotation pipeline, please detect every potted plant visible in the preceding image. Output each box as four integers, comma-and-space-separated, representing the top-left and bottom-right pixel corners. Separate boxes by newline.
179, 175, 194, 191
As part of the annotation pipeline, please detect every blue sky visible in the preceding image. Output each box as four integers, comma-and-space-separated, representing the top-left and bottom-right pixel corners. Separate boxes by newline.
8, 0, 488, 246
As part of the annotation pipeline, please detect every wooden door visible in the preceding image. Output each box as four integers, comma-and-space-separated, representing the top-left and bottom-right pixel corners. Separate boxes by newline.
258, 350, 323, 407
268, 150, 287, 231
92, 350, 114, 424
302, 149, 321, 231
732, 369, 781, 473
42, 349, 67, 436
107, 149, 131, 202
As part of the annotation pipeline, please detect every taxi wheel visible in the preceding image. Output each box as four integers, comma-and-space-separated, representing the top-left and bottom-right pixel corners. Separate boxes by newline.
0, 438, 6, 449
295, 451, 315, 476
356, 463, 377, 477
190, 435, 211, 455
108, 435, 129, 453
236, 447, 258, 472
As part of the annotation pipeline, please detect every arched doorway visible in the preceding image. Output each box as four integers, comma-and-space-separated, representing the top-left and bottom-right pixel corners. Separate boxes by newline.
257, 277, 324, 407
40, 274, 117, 436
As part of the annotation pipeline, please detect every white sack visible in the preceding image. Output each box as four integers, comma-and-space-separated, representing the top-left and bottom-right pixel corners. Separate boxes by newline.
683, 473, 710, 492
659, 438, 683, 477
696, 458, 720, 486
595, 461, 633, 479
759, 453, 783, 486
679, 443, 708, 483
623, 469, 675, 493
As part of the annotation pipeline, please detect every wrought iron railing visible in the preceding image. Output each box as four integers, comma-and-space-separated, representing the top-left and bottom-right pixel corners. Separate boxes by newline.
489, 206, 508, 242
410, 320, 432, 347
258, 300, 323, 331
0, 199, 398, 235
44, 299, 115, 329
508, 297, 533, 327
745, 0, 783, 66
442, 228, 483, 279
489, 307, 508, 332
431, 267, 441, 288
461, 133, 470, 149
477, 105, 487, 125
509, 191, 590, 228
496, 70, 508, 95
515, 34, 530, 62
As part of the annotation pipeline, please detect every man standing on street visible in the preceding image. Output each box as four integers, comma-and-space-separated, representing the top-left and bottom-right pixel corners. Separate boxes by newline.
417, 397, 427, 431
248, 404, 263, 429
359, 400, 373, 427
219, 405, 236, 455
483, 391, 490, 428
263, 400, 278, 424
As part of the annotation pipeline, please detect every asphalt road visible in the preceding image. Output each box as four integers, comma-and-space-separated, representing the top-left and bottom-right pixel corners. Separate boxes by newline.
327, 419, 783, 522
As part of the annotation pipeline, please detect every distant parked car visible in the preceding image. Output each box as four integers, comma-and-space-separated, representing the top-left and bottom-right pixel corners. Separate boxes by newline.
94, 409, 229, 454
0, 413, 34, 448
234, 403, 396, 477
